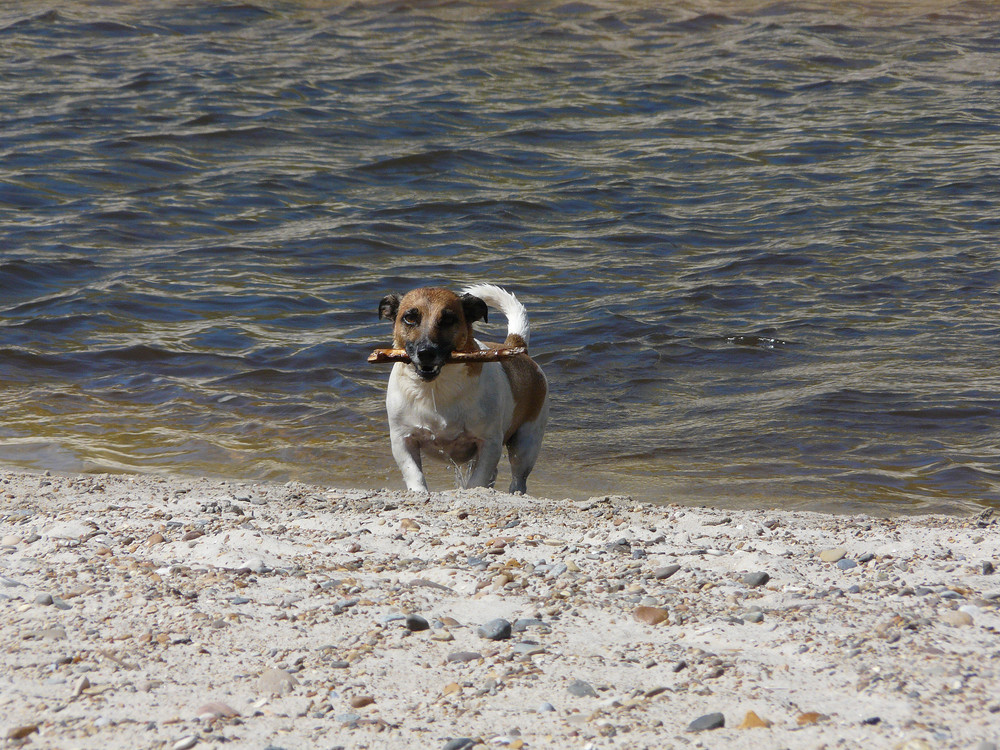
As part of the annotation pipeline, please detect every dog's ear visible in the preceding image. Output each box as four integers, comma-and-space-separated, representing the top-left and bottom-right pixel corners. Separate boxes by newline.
461, 293, 488, 324
378, 294, 400, 321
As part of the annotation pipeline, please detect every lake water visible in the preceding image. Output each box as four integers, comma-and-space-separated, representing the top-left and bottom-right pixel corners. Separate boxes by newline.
2, 0, 999, 514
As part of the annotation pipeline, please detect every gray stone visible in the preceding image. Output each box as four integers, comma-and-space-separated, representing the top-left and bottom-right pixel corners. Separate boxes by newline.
331, 598, 359, 614
744, 611, 764, 623
567, 679, 598, 698
477, 618, 512, 641
446, 651, 483, 664
512, 617, 547, 632
34, 593, 53, 606
443, 739, 476, 750
405, 614, 430, 632
538, 702, 556, 712
257, 668, 298, 696
512, 642, 546, 656
687, 712, 725, 732
743, 571, 770, 588
653, 564, 681, 580
837, 559, 858, 570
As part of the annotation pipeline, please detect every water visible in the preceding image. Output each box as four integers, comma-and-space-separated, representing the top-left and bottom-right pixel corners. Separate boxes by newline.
2, 0, 999, 515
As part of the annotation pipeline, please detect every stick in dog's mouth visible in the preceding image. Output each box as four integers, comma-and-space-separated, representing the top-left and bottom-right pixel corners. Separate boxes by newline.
367, 346, 526, 365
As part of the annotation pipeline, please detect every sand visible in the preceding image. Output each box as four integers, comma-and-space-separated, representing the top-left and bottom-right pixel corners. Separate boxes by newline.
1, 470, 998, 749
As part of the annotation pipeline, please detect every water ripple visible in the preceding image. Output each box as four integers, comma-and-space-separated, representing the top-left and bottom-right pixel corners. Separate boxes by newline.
0, 0, 998, 512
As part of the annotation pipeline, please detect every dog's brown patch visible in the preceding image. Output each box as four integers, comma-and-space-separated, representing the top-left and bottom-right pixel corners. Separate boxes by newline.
501, 354, 548, 441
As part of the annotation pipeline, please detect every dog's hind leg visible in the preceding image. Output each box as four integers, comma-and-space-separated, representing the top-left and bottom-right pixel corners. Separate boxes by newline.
506, 415, 546, 494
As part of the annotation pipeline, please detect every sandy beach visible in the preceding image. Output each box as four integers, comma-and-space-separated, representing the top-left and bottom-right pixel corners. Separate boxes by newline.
1, 470, 998, 749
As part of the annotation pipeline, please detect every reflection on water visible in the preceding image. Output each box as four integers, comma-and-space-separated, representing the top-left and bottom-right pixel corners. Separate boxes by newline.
1, 0, 1000, 514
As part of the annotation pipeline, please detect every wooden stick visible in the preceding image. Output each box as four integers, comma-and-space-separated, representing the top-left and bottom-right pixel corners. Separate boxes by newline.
368, 346, 526, 364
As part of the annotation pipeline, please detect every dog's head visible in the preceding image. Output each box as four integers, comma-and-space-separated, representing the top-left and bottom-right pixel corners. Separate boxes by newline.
378, 287, 488, 382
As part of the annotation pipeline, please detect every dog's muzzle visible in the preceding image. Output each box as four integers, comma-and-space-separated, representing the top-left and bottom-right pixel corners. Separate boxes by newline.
408, 342, 450, 382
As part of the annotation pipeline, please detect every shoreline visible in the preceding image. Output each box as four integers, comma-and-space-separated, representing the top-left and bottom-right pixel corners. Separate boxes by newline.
1, 470, 998, 749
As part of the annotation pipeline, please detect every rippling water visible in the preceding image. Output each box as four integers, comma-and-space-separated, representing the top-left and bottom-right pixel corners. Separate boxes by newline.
2, 0, 999, 514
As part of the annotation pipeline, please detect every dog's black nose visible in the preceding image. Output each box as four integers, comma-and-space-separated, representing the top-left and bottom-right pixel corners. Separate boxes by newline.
415, 346, 437, 365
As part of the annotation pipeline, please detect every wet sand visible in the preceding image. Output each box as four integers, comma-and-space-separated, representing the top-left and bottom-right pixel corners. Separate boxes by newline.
1, 470, 998, 749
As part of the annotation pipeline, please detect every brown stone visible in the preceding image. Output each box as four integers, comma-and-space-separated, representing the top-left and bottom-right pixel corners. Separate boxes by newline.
349, 695, 375, 708
738, 710, 772, 728
7, 725, 38, 740
796, 711, 828, 725
633, 606, 670, 626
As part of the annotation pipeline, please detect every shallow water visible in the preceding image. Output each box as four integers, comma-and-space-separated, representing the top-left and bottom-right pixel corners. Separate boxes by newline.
2, 0, 999, 514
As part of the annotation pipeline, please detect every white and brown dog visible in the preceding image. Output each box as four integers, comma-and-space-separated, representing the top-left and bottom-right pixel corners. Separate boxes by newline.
378, 284, 548, 494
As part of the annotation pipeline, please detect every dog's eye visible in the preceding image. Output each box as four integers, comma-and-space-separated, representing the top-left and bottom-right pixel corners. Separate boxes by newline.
401, 310, 420, 326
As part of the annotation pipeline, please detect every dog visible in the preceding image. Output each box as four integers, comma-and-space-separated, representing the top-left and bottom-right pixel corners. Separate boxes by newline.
377, 284, 548, 494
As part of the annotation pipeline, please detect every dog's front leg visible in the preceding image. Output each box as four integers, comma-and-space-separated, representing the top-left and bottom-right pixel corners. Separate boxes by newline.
467, 438, 503, 489
391, 433, 429, 493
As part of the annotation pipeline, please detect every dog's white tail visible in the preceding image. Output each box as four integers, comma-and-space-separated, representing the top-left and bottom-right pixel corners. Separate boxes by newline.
462, 283, 531, 349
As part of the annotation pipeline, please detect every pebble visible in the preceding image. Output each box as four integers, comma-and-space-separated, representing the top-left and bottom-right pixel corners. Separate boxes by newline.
477, 618, 512, 641
257, 668, 298, 695
837, 559, 859, 570
738, 710, 772, 728
405, 614, 430, 631
512, 642, 546, 657
512, 617, 547, 632
633, 606, 670, 626
196, 701, 240, 720
567, 679, 598, 698
35, 593, 53, 606
687, 712, 725, 732
744, 610, 765, 624
7, 725, 38, 740
1, 534, 20, 547
819, 547, 847, 563
240, 557, 267, 574
349, 695, 375, 708
941, 610, 974, 627
743, 571, 770, 588
796, 711, 828, 725
172, 737, 199, 750
442, 739, 476, 750
447, 651, 483, 663
653, 564, 681, 580
538, 702, 556, 712
73, 675, 90, 697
